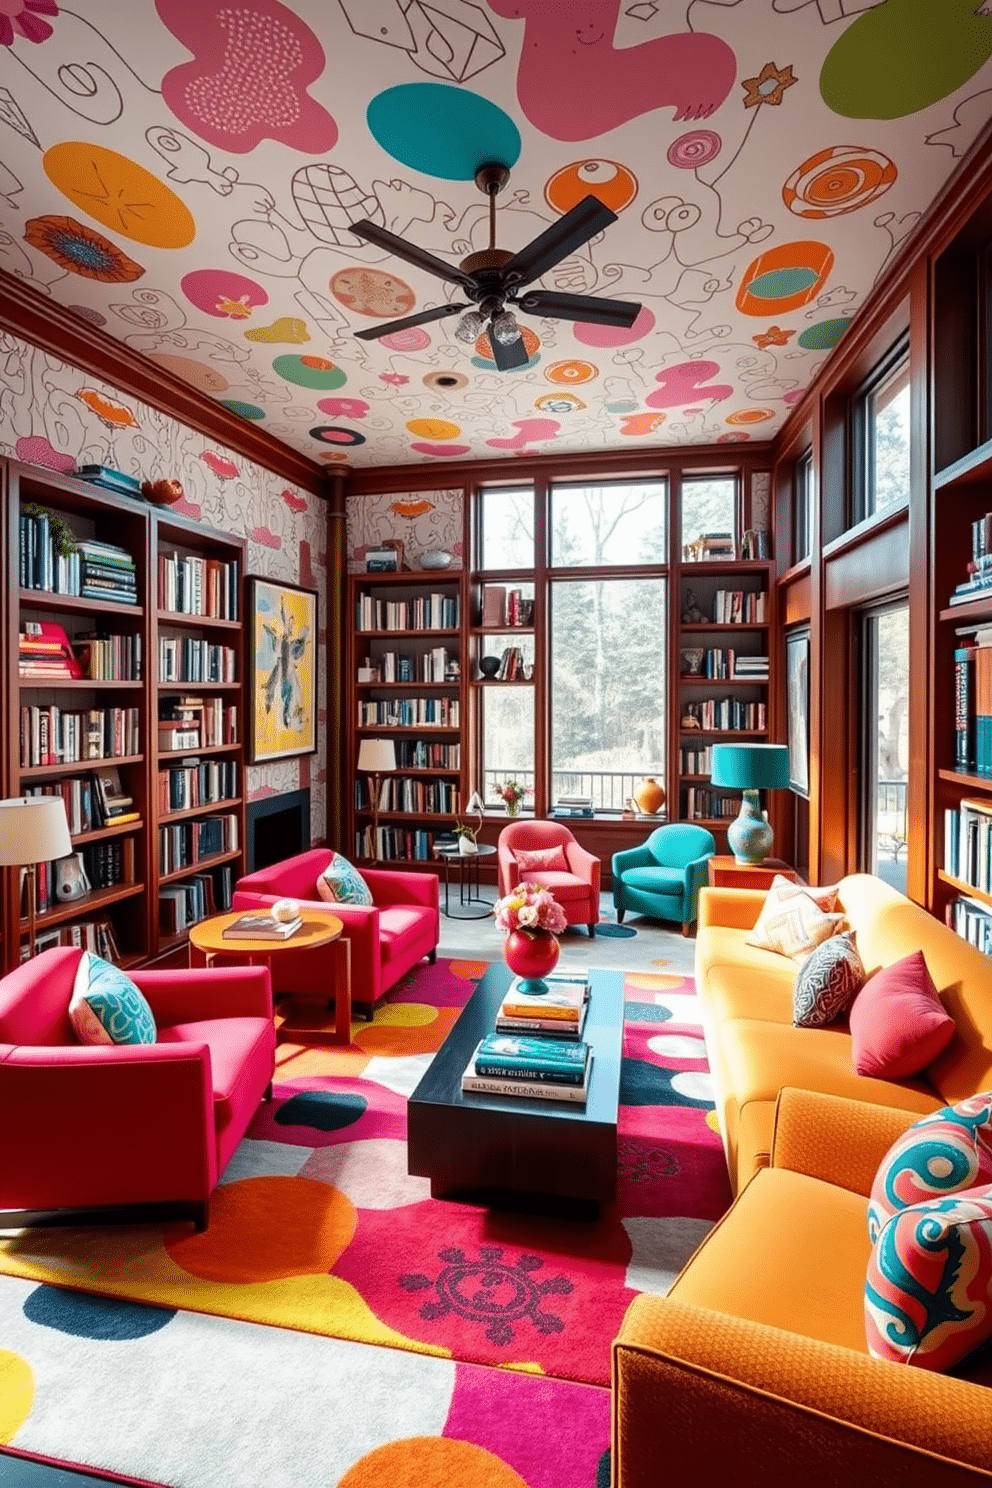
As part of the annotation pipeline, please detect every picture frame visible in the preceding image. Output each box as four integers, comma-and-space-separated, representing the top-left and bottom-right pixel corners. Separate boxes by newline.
786, 628, 810, 797
247, 577, 318, 763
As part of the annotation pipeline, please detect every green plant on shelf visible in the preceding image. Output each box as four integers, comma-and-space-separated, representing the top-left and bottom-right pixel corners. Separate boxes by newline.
24, 504, 77, 556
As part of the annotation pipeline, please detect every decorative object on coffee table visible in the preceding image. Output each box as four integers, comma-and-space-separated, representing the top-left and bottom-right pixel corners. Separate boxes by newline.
711, 742, 791, 865
494, 883, 567, 994
633, 776, 666, 815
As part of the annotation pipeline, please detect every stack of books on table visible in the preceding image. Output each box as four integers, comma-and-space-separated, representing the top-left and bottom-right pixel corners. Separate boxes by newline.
496, 971, 589, 1038
221, 912, 303, 941
461, 1031, 592, 1104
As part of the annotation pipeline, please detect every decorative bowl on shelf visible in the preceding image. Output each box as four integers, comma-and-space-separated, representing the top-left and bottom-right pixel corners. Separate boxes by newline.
141, 478, 184, 506
479, 656, 501, 677
419, 549, 453, 570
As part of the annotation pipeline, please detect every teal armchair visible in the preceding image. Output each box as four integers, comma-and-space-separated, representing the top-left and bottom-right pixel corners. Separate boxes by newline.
611, 824, 716, 935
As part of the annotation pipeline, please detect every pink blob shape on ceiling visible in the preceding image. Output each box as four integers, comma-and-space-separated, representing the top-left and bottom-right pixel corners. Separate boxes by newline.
381, 327, 431, 352
317, 396, 370, 419
15, 436, 75, 472
574, 304, 655, 348
182, 269, 267, 320
156, 0, 337, 154
409, 442, 471, 457
486, 418, 560, 450
783, 387, 806, 405
490, 0, 735, 140
646, 361, 733, 409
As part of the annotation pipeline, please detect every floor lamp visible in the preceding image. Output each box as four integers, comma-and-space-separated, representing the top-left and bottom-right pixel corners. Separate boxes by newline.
357, 739, 396, 863
0, 796, 73, 959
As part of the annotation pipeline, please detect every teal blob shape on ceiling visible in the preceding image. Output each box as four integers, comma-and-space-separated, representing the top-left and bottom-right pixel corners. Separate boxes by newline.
220, 399, 265, 420
273, 355, 347, 390
798, 318, 850, 351
367, 84, 521, 180
747, 267, 819, 301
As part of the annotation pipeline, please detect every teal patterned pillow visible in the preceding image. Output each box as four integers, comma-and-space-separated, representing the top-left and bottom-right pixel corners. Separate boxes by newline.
68, 953, 156, 1046
316, 852, 373, 907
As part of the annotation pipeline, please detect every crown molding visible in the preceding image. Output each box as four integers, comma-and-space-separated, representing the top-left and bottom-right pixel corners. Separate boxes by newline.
0, 270, 325, 495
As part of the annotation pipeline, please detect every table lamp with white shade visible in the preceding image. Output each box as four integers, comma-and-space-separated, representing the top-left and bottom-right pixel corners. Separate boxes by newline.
710, 743, 791, 866
357, 738, 396, 862
0, 796, 73, 958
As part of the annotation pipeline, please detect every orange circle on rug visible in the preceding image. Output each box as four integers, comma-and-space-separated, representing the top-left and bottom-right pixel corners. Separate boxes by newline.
43, 143, 195, 248
338, 1437, 527, 1487
357, 1004, 462, 1057
447, 959, 489, 980
0, 1350, 33, 1442
165, 1177, 356, 1282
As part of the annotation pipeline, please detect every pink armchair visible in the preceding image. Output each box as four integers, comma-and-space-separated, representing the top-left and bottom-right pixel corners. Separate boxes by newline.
232, 848, 439, 1015
0, 947, 275, 1232
497, 821, 601, 936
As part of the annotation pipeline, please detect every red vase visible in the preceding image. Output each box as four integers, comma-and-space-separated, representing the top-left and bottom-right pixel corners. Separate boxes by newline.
503, 927, 561, 995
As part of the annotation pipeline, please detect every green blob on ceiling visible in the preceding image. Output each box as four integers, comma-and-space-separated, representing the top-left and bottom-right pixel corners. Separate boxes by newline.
748, 267, 819, 301
821, 0, 992, 120
272, 355, 347, 390
798, 319, 850, 351
220, 399, 266, 420
367, 83, 521, 180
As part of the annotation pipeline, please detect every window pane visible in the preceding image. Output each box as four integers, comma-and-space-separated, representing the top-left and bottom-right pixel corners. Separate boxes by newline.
550, 482, 668, 567
551, 578, 667, 812
481, 686, 534, 808
865, 605, 909, 892
480, 486, 534, 569
868, 362, 910, 516
681, 476, 737, 559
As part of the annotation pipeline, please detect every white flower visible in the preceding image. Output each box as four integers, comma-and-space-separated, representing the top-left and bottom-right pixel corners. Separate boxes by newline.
517, 904, 539, 927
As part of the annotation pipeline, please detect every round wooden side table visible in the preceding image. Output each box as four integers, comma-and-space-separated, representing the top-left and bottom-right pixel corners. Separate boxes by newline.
189, 910, 352, 1044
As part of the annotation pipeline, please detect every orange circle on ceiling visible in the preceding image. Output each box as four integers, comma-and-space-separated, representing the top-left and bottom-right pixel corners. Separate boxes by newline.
406, 418, 461, 440
783, 144, 896, 219
475, 324, 540, 361
545, 358, 598, 384
300, 356, 337, 370
330, 267, 416, 318
725, 408, 774, 425
736, 240, 834, 316
43, 142, 195, 248
545, 158, 637, 215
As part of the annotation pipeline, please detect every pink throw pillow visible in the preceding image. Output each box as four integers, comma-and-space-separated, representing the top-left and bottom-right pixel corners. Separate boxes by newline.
514, 845, 569, 873
849, 950, 955, 1079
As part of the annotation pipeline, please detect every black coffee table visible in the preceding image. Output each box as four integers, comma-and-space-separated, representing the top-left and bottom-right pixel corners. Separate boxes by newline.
407, 961, 624, 1216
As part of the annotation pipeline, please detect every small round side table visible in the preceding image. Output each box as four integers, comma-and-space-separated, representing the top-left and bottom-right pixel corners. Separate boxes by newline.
189, 910, 352, 1044
433, 843, 496, 919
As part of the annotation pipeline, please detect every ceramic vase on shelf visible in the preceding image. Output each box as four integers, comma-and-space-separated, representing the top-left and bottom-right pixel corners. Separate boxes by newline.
633, 777, 666, 815
503, 927, 560, 995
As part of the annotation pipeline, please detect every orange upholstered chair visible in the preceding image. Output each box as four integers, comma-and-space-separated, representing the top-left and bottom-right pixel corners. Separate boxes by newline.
497, 820, 600, 936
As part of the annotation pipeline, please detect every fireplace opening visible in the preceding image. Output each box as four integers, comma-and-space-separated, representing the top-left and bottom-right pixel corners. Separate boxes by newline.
246, 788, 310, 873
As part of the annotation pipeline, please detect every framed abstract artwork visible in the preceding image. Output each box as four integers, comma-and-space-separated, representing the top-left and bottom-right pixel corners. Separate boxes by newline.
247, 577, 318, 763
786, 628, 810, 797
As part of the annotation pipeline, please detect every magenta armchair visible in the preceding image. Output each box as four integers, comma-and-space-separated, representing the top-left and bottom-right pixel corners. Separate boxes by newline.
0, 947, 275, 1232
497, 821, 601, 936
232, 848, 439, 1015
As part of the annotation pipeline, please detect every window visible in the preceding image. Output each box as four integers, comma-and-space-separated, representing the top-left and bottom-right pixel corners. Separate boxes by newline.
861, 601, 909, 893
854, 342, 910, 524
680, 475, 737, 560
550, 482, 667, 566
793, 448, 813, 565
479, 486, 534, 569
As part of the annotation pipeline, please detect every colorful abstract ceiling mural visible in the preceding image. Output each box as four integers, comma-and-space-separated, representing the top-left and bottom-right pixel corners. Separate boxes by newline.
1, 0, 991, 469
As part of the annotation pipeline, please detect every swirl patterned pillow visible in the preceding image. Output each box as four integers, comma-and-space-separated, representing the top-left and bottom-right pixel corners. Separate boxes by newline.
69, 953, 156, 1046
865, 1187, 992, 1370
745, 875, 845, 961
867, 1092, 992, 1242
316, 852, 373, 906
792, 931, 865, 1028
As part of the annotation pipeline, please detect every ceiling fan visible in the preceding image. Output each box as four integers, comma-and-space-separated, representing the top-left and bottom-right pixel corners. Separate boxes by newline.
349, 163, 641, 371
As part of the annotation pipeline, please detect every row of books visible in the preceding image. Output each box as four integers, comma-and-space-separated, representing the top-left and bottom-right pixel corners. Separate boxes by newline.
953, 631, 992, 775
73, 631, 142, 681
76, 539, 137, 605
680, 745, 714, 773
461, 975, 592, 1104
682, 700, 767, 731
25, 765, 138, 833
158, 551, 239, 619
158, 759, 238, 814
710, 588, 768, 624
159, 695, 238, 752
365, 649, 458, 684
19, 510, 82, 594
480, 585, 534, 628
362, 776, 460, 814
19, 621, 143, 682
26, 916, 122, 964
357, 698, 460, 727
159, 636, 237, 685
682, 788, 740, 820
394, 740, 461, 769
944, 798, 992, 894
19, 704, 140, 767
485, 646, 528, 681
159, 865, 233, 935
82, 837, 135, 890
740, 529, 771, 560
682, 648, 768, 680
19, 620, 82, 680
158, 813, 239, 874
354, 826, 436, 861
949, 893, 992, 957
355, 592, 459, 632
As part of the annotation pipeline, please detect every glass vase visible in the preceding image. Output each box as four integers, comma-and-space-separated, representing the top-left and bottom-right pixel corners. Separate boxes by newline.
503, 927, 561, 995
505, 800, 520, 818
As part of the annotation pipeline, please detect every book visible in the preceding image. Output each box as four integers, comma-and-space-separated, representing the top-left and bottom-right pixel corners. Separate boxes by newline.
222, 913, 303, 940
499, 974, 589, 1023
474, 1032, 590, 1081
461, 1047, 592, 1104
494, 1004, 588, 1039
956, 645, 977, 773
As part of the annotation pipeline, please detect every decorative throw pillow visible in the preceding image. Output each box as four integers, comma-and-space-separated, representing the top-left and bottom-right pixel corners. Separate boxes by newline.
867, 1092, 992, 1242
792, 931, 865, 1028
745, 875, 845, 961
514, 845, 570, 873
848, 950, 955, 1079
68, 953, 156, 1046
316, 852, 373, 906
865, 1187, 992, 1370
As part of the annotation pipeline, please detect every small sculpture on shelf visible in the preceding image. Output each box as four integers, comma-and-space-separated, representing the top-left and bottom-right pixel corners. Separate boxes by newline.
681, 647, 705, 676
681, 589, 706, 624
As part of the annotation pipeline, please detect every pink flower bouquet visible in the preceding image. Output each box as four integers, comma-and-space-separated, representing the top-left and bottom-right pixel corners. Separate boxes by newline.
493, 882, 568, 935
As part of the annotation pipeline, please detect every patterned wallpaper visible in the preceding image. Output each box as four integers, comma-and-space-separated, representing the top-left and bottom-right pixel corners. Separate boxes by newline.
0, 2, 990, 471
0, 330, 327, 838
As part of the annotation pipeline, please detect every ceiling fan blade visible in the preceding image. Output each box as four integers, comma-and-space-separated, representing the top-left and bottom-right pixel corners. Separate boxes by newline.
349, 220, 477, 291
353, 302, 469, 341
500, 196, 619, 290
489, 327, 530, 372
515, 290, 641, 328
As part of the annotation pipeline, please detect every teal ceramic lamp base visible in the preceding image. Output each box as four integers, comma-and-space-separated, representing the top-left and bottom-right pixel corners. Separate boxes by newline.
726, 789, 775, 865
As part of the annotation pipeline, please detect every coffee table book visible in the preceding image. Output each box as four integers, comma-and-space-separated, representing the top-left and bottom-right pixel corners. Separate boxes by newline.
221, 912, 303, 940
461, 1042, 592, 1105
499, 974, 588, 1023
494, 1001, 588, 1039
474, 1032, 589, 1081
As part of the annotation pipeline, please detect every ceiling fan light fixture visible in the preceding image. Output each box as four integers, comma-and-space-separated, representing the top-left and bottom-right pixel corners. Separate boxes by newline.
454, 309, 486, 343
490, 309, 519, 345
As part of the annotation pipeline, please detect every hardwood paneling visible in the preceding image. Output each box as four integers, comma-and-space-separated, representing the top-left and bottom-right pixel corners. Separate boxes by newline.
823, 512, 909, 610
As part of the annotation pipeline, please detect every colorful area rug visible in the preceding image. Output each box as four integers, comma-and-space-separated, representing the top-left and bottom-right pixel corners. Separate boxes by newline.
0, 958, 732, 1487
